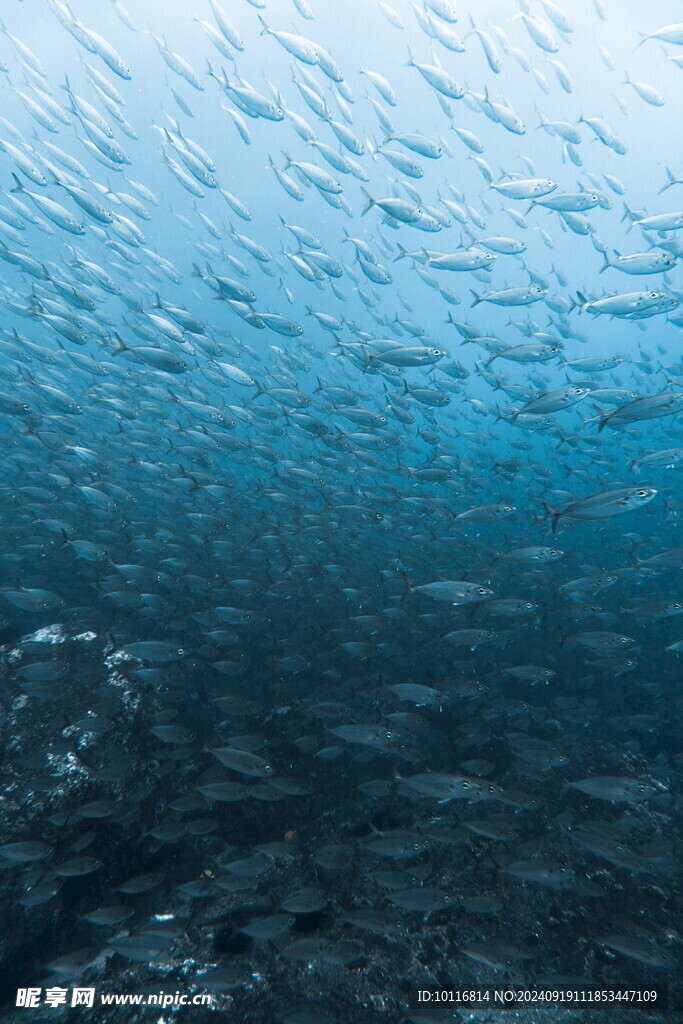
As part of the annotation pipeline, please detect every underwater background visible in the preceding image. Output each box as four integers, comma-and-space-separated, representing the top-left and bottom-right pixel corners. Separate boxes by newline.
0, 0, 681, 1020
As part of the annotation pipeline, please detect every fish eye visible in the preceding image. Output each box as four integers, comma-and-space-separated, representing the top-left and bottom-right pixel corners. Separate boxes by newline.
462, 781, 470, 789
477, 588, 488, 596
488, 785, 497, 793
375, 512, 383, 520
636, 490, 650, 497
546, 180, 554, 186
22, 404, 30, 412
443, 895, 451, 903
620, 637, 629, 643
638, 783, 647, 792
265, 764, 273, 773
412, 842, 420, 850
177, 648, 184, 655
385, 730, 394, 739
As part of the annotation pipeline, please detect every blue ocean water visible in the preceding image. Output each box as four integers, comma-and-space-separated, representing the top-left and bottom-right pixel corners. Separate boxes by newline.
0, 0, 681, 1019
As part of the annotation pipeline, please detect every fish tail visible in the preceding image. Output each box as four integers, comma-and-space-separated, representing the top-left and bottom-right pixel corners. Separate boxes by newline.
629, 541, 644, 565
659, 167, 675, 194
592, 405, 609, 432
360, 186, 374, 216
619, 201, 632, 223
361, 346, 376, 372
469, 289, 481, 307
112, 332, 129, 356
257, 14, 269, 34
10, 173, 24, 193
400, 571, 413, 602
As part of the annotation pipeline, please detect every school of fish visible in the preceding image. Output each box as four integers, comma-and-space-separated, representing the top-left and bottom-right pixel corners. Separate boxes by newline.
0, 0, 681, 1020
